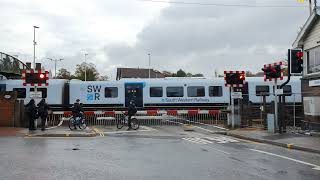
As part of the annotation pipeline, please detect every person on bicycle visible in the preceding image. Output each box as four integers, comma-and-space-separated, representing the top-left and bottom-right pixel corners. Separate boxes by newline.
127, 100, 137, 130
71, 99, 84, 128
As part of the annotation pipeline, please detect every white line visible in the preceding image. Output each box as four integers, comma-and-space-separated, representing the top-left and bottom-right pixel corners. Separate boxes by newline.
250, 149, 320, 171
182, 138, 207, 144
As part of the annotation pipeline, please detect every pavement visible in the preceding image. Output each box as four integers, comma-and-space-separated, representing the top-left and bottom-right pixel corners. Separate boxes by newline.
223, 128, 320, 154
1, 127, 320, 180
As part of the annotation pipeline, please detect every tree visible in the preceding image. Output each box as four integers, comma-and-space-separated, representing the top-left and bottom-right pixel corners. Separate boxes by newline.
186, 72, 193, 77
98, 75, 109, 81
192, 73, 204, 77
56, 68, 72, 79
74, 62, 99, 81
176, 69, 187, 77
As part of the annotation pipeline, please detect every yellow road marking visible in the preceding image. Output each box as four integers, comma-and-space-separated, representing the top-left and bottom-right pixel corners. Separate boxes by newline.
93, 127, 105, 137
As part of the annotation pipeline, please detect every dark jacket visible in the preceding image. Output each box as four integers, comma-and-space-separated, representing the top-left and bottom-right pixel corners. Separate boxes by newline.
37, 100, 50, 117
72, 102, 83, 114
128, 104, 137, 116
25, 100, 38, 119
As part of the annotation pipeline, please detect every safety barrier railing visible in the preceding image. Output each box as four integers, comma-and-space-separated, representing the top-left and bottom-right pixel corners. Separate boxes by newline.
47, 110, 228, 127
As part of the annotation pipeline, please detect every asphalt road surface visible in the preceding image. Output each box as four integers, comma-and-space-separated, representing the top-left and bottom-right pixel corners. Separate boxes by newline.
0, 126, 320, 180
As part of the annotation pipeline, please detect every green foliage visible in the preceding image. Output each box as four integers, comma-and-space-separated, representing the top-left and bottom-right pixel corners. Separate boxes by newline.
74, 62, 100, 81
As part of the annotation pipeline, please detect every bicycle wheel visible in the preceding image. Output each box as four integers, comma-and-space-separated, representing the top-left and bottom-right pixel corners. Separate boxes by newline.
69, 117, 77, 130
117, 119, 124, 129
78, 118, 87, 130
131, 118, 139, 130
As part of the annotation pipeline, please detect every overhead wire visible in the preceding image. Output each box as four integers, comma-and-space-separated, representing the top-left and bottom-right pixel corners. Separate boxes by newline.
139, 0, 308, 8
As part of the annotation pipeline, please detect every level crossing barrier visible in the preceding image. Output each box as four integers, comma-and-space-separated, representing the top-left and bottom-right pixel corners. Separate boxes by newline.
46, 110, 228, 127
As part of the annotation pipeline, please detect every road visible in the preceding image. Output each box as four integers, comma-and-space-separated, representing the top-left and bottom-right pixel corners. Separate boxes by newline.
0, 126, 320, 180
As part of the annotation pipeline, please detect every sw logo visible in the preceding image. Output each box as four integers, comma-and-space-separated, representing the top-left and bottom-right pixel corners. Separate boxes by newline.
87, 85, 101, 100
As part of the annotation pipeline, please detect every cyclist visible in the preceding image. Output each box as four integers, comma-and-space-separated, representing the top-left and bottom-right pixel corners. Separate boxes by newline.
71, 99, 84, 129
127, 100, 137, 130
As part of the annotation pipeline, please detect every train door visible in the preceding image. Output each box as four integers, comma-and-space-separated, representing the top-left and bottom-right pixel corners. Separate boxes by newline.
0, 84, 5, 92
125, 83, 143, 107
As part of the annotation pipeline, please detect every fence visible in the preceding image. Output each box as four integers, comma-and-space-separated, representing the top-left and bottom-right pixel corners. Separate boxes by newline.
235, 93, 303, 129
47, 110, 228, 128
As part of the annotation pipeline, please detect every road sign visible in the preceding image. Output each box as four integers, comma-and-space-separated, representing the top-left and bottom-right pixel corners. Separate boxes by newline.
30, 91, 42, 99
262, 62, 283, 82
224, 71, 246, 87
22, 69, 49, 86
231, 92, 242, 99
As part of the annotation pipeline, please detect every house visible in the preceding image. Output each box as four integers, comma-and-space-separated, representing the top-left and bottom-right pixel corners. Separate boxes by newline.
293, 7, 320, 130
116, 68, 165, 80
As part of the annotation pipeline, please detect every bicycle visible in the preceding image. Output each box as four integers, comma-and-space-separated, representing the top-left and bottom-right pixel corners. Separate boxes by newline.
116, 112, 139, 130
69, 114, 87, 130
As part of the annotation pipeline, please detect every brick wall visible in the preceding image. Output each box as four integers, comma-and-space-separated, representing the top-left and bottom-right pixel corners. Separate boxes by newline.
0, 92, 17, 127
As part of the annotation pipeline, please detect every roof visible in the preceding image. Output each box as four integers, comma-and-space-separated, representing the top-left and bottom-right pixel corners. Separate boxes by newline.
116, 68, 165, 80
293, 7, 320, 48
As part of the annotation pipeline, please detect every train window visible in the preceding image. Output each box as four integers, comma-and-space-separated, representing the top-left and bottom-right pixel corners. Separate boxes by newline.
166, 87, 184, 97
256, 86, 270, 96
209, 86, 223, 97
13, 88, 26, 98
187, 86, 205, 97
150, 87, 163, 97
105, 87, 118, 98
30, 88, 48, 98
282, 85, 292, 96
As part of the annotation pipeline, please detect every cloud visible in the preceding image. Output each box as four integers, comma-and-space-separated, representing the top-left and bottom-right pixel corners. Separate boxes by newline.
104, 0, 310, 76
0, 0, 310, 78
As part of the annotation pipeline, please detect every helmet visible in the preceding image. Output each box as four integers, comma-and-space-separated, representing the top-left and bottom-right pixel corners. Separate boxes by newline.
76, 99, 80, 102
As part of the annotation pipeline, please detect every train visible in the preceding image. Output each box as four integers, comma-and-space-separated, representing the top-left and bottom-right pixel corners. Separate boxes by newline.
0, 76, 302, 110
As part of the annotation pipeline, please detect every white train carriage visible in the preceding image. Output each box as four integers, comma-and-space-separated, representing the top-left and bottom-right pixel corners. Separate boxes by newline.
246, 76, 302, 104
1, 79, 67, 105
68, 78, 230, 108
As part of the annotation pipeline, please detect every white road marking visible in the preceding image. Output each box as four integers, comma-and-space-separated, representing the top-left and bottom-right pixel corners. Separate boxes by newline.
250, 149, 320, 171
204, 136, 239, 144
103, 126, 156, 134
182, 137, 213, 144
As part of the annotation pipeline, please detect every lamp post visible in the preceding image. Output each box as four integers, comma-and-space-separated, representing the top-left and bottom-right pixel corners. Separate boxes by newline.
148, 53, 151, 78
84, 53, 88, 81
48, 58, 64, 78
33, 26, 39, 69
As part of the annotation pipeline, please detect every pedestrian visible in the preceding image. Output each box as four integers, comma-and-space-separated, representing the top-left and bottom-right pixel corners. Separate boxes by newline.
37, 98, 50, 131
127, 100, 137, 130
25, 99, 38, 131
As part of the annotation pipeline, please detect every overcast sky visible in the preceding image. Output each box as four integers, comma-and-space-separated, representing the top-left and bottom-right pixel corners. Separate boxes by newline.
0, 0, 310, 79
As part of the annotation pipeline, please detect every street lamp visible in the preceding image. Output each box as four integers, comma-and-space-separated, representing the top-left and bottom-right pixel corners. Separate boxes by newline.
84, 53, 88, 81
48, 58, 64, 78
33, 26, 39, 69
148, 53, 151, 78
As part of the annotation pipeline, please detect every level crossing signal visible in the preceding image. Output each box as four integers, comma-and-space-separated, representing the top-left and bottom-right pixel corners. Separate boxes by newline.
289, 49, 303, 74
22, 70, 49, 86
262, 62, 283, 82
224, 71, 246, 87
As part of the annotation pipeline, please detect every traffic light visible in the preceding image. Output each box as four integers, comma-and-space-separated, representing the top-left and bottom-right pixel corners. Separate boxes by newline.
22, 70, 49, 86
224, 71, 246, 87
289, 49, 303, 74
262, 63, 283, 81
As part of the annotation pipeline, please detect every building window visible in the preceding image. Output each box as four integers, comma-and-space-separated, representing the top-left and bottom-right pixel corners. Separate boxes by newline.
13, 88, 26, 98
256, 86, 270, 96
209, 86, 223, 97
105, 87, 118, 98
166, 87, 184, 97
150, 87, 163, 97
187, 86, 205, 97
30, 88, 47, 98
307, 46, 320, 74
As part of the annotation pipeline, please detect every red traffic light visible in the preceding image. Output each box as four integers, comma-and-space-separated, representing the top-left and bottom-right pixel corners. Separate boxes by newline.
239, 74, 245, 80
39, 73, 45, 79
296, 51, 303, 58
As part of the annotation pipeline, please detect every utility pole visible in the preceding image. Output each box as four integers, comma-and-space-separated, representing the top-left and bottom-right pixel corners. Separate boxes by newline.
148, 53, 151, 78
84, 53, 88, 81
33, 26, 39, 69
48, 58, 63, 78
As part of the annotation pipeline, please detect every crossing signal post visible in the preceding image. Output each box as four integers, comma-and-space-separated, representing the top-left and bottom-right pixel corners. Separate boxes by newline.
261, 62, 284, 133
289, 49, 303, 74
22, 70, 49, 99
224, 71, 246, 128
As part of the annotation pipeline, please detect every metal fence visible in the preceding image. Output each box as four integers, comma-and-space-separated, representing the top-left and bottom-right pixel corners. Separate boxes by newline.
47, 110, 228, 128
